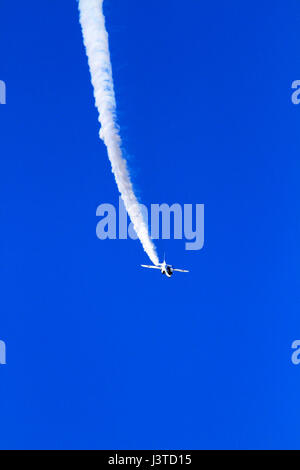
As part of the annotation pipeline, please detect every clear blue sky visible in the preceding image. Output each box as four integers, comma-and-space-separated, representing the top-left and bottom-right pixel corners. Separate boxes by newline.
0, 0, 300, 450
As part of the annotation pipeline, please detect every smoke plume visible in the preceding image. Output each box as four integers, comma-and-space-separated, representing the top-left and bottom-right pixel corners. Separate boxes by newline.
78, 0, 159, 265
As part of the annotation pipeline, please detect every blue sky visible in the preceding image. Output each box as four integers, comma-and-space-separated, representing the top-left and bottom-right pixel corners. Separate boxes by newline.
0, 0, 300, 449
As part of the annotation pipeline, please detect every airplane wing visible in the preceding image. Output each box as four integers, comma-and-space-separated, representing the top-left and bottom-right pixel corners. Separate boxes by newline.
173, 268, 189, 273
141, 265, 161, 269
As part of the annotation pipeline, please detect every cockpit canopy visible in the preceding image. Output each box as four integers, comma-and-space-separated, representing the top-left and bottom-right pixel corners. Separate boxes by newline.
166, 266, 173, 275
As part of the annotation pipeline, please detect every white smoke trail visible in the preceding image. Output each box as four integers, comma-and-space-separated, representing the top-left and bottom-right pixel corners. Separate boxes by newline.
78, 0, 159, 266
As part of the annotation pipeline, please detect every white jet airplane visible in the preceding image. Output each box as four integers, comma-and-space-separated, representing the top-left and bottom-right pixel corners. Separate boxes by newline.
141, 257, 189, 278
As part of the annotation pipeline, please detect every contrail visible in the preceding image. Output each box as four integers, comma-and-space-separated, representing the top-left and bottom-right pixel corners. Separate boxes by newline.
78, 0, 159, 266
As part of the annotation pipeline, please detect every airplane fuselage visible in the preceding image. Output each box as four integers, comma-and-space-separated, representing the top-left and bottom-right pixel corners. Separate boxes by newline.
160, 261, 173, 277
